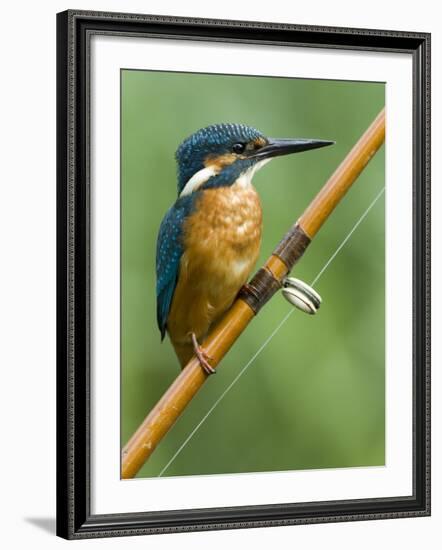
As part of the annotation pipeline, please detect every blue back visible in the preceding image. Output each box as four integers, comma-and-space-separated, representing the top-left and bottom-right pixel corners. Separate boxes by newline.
156, 194, 196, 339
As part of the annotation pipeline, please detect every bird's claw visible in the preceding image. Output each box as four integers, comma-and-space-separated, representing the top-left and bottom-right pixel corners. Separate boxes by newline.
190, 333, 216, 375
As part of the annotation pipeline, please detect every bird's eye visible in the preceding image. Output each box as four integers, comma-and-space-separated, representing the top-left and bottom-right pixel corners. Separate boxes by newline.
232, 142, 246, 154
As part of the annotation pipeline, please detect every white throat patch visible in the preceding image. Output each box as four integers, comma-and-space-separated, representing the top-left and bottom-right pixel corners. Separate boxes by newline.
236, 158, 272, 188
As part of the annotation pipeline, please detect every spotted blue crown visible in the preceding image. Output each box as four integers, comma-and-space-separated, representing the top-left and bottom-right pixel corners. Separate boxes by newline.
175, 123, 264, 195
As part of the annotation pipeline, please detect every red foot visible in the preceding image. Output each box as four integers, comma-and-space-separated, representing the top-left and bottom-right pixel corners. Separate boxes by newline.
190, 333, 216, 375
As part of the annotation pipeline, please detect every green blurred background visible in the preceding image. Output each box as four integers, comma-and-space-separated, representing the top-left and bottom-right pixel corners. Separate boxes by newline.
121, 70, 385, 479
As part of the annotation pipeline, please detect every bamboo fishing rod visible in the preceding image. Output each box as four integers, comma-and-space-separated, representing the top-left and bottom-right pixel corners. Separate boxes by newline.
122, 108, 386, 479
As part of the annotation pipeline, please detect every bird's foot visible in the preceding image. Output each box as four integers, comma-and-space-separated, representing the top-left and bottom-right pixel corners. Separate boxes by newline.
190, 333, 216, 375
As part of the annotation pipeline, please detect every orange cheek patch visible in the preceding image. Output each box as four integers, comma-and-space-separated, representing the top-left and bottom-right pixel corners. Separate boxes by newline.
204, 153, 237, 170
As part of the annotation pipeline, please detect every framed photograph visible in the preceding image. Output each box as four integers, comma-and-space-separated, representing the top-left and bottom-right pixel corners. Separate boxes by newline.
56, 10, 430, 539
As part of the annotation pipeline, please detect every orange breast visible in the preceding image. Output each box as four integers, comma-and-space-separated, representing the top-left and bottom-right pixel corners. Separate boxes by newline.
167, 181, 262, 350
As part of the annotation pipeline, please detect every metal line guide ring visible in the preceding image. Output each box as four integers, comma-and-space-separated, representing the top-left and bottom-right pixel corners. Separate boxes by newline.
281, 277, 322, 315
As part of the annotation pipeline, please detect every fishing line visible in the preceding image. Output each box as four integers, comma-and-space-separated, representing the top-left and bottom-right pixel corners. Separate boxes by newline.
158, 186, 385, 477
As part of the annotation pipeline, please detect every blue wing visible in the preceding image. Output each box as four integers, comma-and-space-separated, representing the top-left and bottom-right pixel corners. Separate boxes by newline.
156, 195, 194, 340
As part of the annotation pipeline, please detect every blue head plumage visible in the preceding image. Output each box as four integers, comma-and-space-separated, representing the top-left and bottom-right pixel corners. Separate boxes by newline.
175, 123, 265, 195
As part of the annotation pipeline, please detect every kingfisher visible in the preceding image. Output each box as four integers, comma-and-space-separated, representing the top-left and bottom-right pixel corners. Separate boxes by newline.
156, 123, 333, 374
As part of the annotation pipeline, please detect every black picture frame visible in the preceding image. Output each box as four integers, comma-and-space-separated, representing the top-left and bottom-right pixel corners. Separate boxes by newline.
56, 9, 431, 540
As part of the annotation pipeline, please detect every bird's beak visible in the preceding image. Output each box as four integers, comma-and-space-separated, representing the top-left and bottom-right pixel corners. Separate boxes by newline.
251, 138, 334, 160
